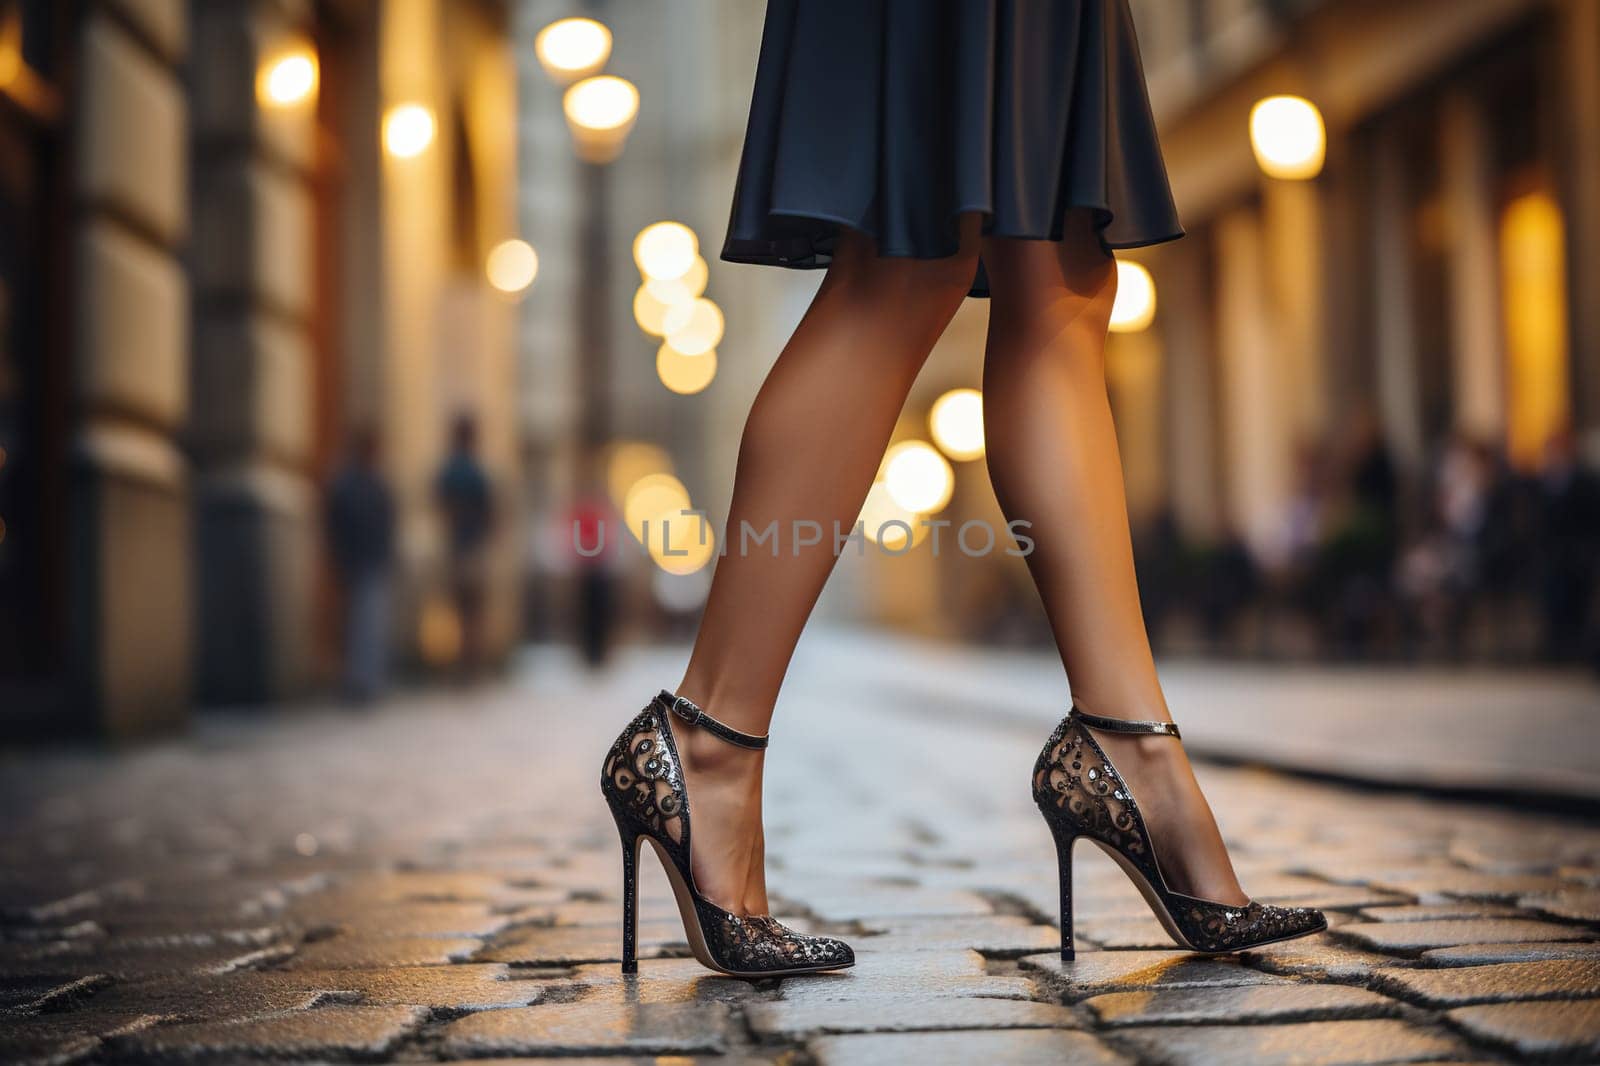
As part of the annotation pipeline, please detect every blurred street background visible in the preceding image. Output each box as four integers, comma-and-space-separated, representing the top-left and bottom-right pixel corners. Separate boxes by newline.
3, 0, 1600, 1061
2, 0, 1600, 739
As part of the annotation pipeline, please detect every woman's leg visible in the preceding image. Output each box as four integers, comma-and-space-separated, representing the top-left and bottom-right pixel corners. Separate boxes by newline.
981, 211, 1247, 905
676, 217, 982, 915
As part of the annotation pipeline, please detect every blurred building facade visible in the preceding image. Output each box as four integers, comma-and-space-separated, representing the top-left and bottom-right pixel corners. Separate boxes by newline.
0, 0, 522, 738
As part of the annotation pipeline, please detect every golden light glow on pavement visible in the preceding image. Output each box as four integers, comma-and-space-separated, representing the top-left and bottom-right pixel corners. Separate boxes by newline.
1250, 95, 1326, 180
930, 388, 985, 461
883, 440, 954, 514
486, 239, 539, 295
535, 17, 612, 85
1109, 260, 1156, 333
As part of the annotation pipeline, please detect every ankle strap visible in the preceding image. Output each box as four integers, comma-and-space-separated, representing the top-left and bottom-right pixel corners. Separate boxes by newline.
1070, 707, 1182, 740
657, 690, 769, 751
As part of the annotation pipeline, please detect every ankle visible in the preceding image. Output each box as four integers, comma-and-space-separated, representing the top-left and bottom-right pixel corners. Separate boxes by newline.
681, 726, 764, 781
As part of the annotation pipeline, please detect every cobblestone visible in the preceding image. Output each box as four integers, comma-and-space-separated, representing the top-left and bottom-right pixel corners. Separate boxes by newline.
1446, 999, 1600, 1059
1082, 983, 1400, 1027
438, 1002, 730, 1057
1112, 1019, 1469, 1065
120, 1004, 426, 1061
1332, 918, 1591, 955
1, 649, 1597, 1063
1375, 959, 1600, 1007
808, 1029, 1128, 1065
745, 996, 1079, 1038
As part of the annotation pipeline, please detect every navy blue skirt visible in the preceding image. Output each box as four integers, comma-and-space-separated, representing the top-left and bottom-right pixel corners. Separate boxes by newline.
721, 0, 1184, 297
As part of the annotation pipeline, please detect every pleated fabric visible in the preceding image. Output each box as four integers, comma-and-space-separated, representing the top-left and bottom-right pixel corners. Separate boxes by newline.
721, 0, 1184, 297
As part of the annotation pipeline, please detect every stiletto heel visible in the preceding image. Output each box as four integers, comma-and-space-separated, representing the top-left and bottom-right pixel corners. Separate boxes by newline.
1033, 708, 1326, 955
617, 823, 639, 975
1047, 817, 1076, 961
600, 691, 855, 977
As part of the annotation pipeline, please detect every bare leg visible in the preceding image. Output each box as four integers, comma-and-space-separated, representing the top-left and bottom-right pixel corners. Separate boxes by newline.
981, 212, 1248, 905
676, 218, 982, 914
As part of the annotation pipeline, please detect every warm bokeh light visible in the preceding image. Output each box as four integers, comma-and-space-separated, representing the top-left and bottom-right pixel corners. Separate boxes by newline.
633, 284, 674, 336
663, 298, 724, 357
1249, 95, 1326, 180
883, 440, 954, 514
485, 239, 538, 295
606, 441, 674, 510
383, 104, 435, 158
633, 222, 699, 281
657, 343, 718, 395
930, 388, 985, 461
623, 472, 692, 541
562, 75, 638, 162
418, 598, 462, 666
859, 480, 927, 551
1500, 191, 1570, 469
534, 17, 612, 86
258, 44, 318, 108
650, 510, 717, 575
645, 255, 710, 304
1110, 260, 1157, 333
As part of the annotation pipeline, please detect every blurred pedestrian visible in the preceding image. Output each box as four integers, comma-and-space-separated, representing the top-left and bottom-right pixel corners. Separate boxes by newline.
435, 414, 495, 676
1537, 432, 1600, 662
325, 427, 396, 702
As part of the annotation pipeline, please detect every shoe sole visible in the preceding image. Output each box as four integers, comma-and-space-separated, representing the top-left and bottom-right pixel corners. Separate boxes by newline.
638, 837, 856, 979
1086, 837, 1328, 955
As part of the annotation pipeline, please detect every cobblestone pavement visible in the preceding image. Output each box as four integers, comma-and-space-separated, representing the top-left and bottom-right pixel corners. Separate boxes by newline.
3, 643, 1599, 1064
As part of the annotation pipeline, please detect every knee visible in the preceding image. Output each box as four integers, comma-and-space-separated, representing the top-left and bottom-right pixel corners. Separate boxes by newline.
825, 219, 981, 329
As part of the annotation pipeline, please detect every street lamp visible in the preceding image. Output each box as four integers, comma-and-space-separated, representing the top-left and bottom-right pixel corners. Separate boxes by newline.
257, 41, 318, 109
486, 238, 539, 296
535, 17, 612, 86
383, 103, 435, 159
1109, 260, 1157, 333
562, 74, 638, 163
1250, 95, 1326, 180
930, 388, 985, 461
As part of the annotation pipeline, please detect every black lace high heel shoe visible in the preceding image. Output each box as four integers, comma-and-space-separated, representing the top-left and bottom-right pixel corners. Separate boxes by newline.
600, 690, 855, 977
1034, 707, 1327, 958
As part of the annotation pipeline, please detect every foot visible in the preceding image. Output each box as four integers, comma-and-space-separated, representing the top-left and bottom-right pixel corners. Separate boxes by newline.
677, 725, 770, 916
1091, 731, 1251, 906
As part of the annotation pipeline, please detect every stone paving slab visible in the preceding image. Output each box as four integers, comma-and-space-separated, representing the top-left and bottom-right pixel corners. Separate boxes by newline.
1421, 940, 1600, 967
1020, 950, 1290, 999
1331, 918, 1591, 955
118, 1004, 426, 1062
1112, 1019, 1471, 1065
439, 1002, 731, 1057
808, 1029, 1128, 1065
1375, 958, 1600, 1007
1082, 983, 1401, 1028
279, 934, 481, 970
747, 996, 1078, 1038
1242, 940, 1411, 982
1446, 998, 1600, 1059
